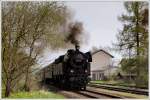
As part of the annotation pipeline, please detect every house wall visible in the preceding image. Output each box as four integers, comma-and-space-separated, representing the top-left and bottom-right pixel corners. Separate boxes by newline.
91, 71, 104, 80
91, 67, 119, 81
91, 51, 114, 80
91, 51, 112, 71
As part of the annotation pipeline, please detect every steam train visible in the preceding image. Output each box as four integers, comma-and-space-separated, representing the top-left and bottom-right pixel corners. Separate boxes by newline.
38, 45, 92, 90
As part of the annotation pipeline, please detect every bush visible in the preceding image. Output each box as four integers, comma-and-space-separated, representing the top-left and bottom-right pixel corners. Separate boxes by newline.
120, 56, 148, 89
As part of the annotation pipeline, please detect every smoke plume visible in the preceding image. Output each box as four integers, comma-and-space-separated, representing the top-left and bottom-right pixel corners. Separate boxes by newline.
66, 21, 83, 45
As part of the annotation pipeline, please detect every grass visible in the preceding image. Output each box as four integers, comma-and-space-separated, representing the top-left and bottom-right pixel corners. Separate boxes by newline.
90, 80, 136, 87
4, 90, 65, 99
90, 80, 148, 89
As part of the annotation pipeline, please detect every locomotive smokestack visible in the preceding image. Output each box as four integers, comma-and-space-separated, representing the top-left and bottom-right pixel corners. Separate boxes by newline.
75, 43, 80, 51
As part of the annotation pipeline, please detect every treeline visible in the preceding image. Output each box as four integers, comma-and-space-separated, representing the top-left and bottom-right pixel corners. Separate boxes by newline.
2, 1, 74, 97
115, 2, 148, 87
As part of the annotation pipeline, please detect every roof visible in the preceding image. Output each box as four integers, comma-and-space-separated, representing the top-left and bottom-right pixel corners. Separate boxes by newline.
92, 49, 114, 58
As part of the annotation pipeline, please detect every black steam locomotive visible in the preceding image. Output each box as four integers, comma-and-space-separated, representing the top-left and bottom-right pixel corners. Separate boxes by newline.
38, 45, 92, 90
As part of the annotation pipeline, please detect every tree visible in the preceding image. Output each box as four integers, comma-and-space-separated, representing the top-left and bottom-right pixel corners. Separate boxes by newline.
120, 58, 136, 74
2, 1, 71, 97
117, 2, 148, 56
115, 1, 148, 87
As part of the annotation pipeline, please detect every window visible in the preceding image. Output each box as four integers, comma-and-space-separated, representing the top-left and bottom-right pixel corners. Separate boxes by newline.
99, 73, 101, 80
92, 73, 96, 80
99, 73, 104, 80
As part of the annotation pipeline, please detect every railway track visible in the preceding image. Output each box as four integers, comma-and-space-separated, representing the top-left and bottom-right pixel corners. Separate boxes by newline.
60, 90, 120, 99
59, 86, 148, 99
88, 83, 148, 95
85, 89, 123, 98
42, 83, 147, 99
60, 88, 124, 99
76, 90, 122, 98
86, 86, 148, 99
42, 83, 116, 98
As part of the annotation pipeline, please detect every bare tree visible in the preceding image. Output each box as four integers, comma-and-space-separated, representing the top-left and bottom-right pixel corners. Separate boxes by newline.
2, 1, 71, 96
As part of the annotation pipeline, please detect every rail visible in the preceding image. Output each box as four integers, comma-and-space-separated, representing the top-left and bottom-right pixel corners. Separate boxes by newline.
88, 83, 148, 95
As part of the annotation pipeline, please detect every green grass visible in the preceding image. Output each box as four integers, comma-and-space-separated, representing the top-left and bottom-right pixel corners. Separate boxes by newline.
4, 90, 65, 99
91, 80, 148, 89
91, 80, 124, 84
90, 80, 136, 87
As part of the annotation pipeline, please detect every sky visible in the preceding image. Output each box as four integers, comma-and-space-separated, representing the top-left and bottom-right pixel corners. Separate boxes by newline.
66, 1, 125, 57
38, 1, 126, 67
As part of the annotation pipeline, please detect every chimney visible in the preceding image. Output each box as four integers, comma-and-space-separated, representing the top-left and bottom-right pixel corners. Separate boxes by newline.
75, 43, 80, 51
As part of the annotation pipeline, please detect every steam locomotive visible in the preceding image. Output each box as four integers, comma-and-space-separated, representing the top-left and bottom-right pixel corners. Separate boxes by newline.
38, 45, 92, 90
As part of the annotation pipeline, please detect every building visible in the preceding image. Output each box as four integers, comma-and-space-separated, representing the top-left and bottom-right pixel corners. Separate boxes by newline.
91, 49, 117, 80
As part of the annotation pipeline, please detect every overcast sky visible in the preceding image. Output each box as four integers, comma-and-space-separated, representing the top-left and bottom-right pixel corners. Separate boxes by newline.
66, 1, 125, 57
39, 1, 125, 67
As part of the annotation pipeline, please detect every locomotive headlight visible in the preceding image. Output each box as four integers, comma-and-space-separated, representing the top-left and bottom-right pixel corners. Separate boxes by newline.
70, 69, 74, 73
85, 70, 88, 73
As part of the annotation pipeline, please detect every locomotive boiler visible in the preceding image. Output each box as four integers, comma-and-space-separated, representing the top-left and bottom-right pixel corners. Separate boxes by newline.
39, 45, 92, 90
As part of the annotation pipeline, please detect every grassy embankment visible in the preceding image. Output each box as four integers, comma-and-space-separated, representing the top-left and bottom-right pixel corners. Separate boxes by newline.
2, 90, 65, 99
